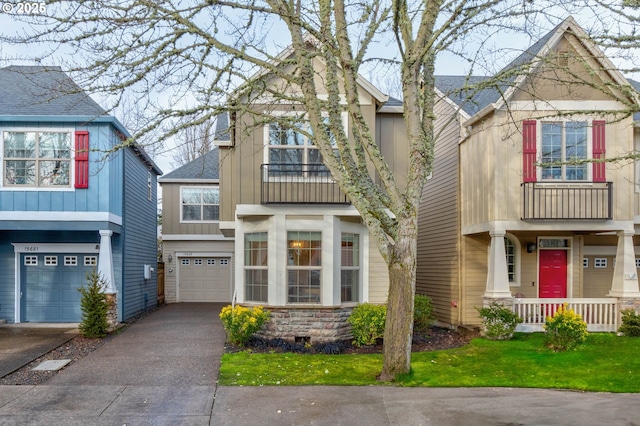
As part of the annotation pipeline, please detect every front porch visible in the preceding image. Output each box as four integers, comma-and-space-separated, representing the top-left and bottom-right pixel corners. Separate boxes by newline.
513, 298, 618, 332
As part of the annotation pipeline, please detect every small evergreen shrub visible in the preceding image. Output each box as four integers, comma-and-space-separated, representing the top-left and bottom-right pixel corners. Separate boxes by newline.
347, 303, 386, 346
78, 271, 110, 338
476, 302, 523, 340
619, 309, 640, 337
219, 305, 270, 346
544, 303, 588, 350
414, 294, 436, 332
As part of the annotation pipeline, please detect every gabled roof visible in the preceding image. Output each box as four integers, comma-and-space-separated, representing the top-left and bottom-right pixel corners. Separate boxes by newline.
159, 149, 219, 182
434, 17, 636, 122
0, 66, 107, 116
213, 112, 230, 144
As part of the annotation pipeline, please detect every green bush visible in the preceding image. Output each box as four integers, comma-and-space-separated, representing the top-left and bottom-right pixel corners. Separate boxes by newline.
78, 271, 110, 338
348, 303, 386, 346
414, 294, 436, 332
219, 305, 270, 346
619, 309, 640, 337
544, 303, 588, 350
476, 302, 522, 340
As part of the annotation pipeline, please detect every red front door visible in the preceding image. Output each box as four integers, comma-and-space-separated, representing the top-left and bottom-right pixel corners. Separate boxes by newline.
539, 250, 567, 298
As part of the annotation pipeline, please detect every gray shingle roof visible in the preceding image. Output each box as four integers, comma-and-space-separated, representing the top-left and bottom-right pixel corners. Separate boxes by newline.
160, 149, 219, 180
0, 66, 107, 117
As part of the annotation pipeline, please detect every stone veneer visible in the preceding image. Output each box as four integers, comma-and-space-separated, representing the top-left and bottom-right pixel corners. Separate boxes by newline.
105, 293, 119, 332
257, 306, 355, 344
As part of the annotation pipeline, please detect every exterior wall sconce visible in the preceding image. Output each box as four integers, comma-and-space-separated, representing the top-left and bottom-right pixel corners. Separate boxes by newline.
526, 243, 537, 253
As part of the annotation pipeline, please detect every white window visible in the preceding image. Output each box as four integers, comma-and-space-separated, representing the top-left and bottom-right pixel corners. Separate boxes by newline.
84, 256, 97, 266
181, 259, 190, 265
2, 131, 72, 187
504, 235, 521, 287
64, 256, 77, 266
181, 186, 219, 222
245, 232, 268, 302
220, 259, 228, 265
636, 258, 640, 269
45, 256, 58, 266
287, 231, 321, 303
583, 258, 589, 268
194, 259, 203, 265
207, 259, 215, 265
540, 122, 588, 181
594, 258, 608, 268
24, 256, 37, 266
341, 233, 359, 302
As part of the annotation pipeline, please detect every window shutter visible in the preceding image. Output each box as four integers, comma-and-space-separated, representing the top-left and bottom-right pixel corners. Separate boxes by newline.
522, 120, 537, 182
592, 120, 606, 182
75, 131, 89, 189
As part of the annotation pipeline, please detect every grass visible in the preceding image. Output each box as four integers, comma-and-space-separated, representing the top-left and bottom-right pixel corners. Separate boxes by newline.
219, 333, 640, 392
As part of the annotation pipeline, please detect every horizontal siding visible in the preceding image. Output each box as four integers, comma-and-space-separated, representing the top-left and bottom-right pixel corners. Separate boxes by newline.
461, 235, 488, 326
416, 98, 460, 326
368, 238, 389, 304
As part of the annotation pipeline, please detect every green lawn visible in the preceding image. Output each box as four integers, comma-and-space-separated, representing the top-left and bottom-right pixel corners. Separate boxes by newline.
219, 333, 640, 392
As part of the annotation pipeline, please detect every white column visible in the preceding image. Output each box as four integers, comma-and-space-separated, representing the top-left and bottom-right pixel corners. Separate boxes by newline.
98, 230, 117, 294
608, 230, 640, 297
484, 231, 512, 298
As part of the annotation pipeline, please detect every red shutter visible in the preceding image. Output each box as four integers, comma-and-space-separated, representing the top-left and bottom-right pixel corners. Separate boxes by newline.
592, 120, 606, 182
522, 120, 537, 182
75, 131, 89, 189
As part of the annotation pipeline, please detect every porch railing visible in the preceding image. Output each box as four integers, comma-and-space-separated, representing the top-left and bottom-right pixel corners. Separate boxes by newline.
513, 298, 618, 332
521, 182, 612, 220
261, 164, 350, 205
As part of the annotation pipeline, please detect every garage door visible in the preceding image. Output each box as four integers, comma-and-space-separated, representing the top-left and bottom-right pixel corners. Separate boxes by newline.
178, 257, 231, 302
21, 253, 98, 322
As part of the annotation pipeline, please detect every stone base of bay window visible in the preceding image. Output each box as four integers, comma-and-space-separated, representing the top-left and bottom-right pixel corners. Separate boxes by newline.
257, 306, 355, 344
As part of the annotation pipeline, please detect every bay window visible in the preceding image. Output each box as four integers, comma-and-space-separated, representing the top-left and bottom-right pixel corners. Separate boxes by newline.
245, 232, 268, 302
287, 231, 321, 303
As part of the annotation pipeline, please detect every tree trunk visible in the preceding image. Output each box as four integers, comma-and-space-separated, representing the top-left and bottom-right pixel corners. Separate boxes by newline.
378, 217, 416, 382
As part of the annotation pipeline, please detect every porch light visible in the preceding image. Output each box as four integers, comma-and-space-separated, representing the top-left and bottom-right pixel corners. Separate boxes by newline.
526, 243, 537, 253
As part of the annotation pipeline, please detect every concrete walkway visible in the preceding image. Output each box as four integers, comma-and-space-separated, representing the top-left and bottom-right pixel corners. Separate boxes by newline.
1, 303, 640, 425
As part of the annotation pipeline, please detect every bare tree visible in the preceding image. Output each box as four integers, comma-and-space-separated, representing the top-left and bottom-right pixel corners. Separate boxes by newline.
171, 119, 216, 168
2, 0, 638, 380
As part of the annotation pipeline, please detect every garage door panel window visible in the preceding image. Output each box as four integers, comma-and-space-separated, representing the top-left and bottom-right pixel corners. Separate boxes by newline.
64, 256, 77, 266
245, 232, 268, 302
84, 256, 97, 266
181, 186, 220, 222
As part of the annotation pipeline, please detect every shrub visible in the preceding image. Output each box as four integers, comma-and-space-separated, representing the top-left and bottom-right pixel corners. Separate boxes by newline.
219, 305, 270, 346
476, 302, 522, 340
347, 303, 386, 346
78, 271, 110, 338
544, 303, 588, 350
414, 294, 436, 332
619, 309, 640, 337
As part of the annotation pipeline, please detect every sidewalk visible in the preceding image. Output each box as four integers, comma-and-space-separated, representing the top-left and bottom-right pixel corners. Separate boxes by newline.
1, 303, 640, 425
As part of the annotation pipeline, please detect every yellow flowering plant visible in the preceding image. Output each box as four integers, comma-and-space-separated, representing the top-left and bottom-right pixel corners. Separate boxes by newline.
544, 303, 588, 351
219, 305, 270, 346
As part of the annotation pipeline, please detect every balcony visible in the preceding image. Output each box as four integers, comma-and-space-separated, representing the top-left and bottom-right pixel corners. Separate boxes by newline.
521, 182, 612, 220
261, 164, 350, 205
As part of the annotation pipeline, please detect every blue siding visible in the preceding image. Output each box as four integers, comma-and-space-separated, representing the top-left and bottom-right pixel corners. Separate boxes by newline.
0, 242, 16, 322
121, 148, 158, 320
0, 122, 123, 217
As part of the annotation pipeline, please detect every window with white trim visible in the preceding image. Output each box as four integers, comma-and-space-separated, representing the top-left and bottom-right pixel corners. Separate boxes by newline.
24, 256, 37, 266
181, 186, 219, 222
3, 131, 72, 187
84, 256, 97, 266
207, 259, 215, 265
220, 259, 228, 265
636, 258, 640, 269
541, 121, 588, 181
194, 259, 203, 265
287, 231, 321, 303
341, 233, 359, 302
45, 256, 58, 266
505, 237, 517, 285
245, 232, 268, 302
181, 259, 190, 265
594, 258, 607, 268
64, 256, 77, 266
583, 258, 589, 268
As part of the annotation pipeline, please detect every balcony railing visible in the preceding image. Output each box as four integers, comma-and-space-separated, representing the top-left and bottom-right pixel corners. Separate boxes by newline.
261, 164, 350, 205
513, 298, 618, 332
521, 181, 612, 220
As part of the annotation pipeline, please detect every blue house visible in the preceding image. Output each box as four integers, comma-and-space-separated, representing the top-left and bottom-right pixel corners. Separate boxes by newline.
0, 65, 162, 323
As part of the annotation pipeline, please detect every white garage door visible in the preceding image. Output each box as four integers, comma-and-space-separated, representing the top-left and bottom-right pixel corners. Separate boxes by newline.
178, 257, 231, 302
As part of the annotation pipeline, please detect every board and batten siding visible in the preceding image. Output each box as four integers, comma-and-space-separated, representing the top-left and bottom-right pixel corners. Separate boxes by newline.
367, 237, 389, 304
161, 182, 224, 235
416, 98, 462, 327
121, 148, 158, 320
0, 122, 123, 216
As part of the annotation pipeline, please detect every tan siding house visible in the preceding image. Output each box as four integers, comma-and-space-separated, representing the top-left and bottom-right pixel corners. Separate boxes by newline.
419, 17, 640, 332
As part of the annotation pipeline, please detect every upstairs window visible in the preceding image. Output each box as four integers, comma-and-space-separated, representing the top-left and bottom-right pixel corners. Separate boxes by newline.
3, 131, 72, 187
541, 122, 588, 181
181, 186, 219, 222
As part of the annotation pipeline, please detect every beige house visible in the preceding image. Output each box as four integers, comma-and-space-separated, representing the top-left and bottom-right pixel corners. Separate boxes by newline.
159, 150, 235, 303
418, 17, 640, 332
213, 48, 411, 343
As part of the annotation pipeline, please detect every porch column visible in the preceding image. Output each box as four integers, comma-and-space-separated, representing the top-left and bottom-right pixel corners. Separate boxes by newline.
608, 230, 640, 297
484, 230, 512, 298
98, 230, 117, 294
